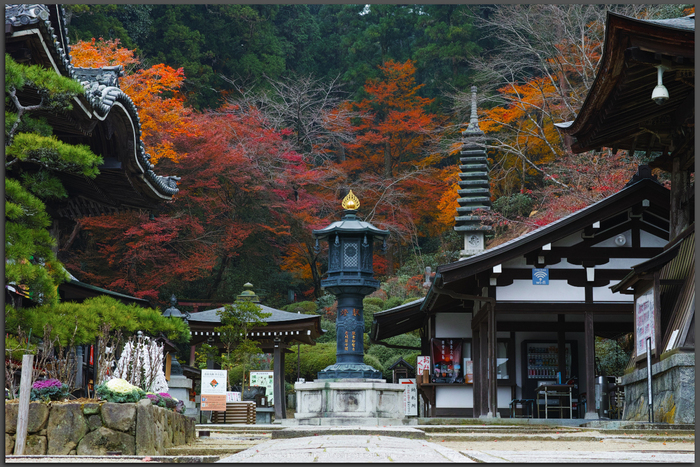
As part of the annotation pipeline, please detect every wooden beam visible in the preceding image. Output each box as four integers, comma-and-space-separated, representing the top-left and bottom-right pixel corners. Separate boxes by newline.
495, 303, 632, 314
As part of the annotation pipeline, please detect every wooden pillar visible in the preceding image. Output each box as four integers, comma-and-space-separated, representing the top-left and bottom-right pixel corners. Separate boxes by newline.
584, 312, 597, 418
273, 337, 286, 420
557, 314, 566, 380
479, 320, 489, 417
189, 345, 196, 366
472, 326, 481, 417
488, 305, 497, 417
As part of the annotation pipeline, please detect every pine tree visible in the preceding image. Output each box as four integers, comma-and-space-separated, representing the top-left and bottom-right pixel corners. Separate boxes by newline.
5, 55, 103, 306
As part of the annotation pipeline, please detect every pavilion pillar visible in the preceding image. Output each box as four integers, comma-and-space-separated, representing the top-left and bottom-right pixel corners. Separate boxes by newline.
273, 337, 287, 420
488, 305, 497, 417
478, 320, 489, 417
584, 312, 597, 418
472, 325, 481, 417
557, 314, 566, 380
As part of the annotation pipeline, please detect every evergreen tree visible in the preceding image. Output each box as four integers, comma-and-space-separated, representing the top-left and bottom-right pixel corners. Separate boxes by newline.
5, 55, 102, 306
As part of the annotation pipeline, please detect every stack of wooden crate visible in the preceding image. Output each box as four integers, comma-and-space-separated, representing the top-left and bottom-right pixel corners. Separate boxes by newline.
211, 401, 256, 424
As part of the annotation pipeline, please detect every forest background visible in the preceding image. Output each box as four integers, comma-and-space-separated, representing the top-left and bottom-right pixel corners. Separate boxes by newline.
7, 4, 692, 381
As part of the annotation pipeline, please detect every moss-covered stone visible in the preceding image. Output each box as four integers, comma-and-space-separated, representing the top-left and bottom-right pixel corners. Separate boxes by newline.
46, 403, 88, 455
24, 434, 47, 455
76, 426, 135, 455
101, 402, 136, 433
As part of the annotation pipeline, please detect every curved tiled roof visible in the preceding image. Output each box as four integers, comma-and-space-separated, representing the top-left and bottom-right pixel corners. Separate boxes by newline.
5, 4, 179, 198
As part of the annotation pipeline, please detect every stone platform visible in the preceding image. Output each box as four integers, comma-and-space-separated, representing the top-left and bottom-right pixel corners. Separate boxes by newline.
291, 379, 406, 426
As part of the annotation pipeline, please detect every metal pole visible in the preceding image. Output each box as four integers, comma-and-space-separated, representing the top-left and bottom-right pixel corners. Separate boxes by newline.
646, 337, 653, 423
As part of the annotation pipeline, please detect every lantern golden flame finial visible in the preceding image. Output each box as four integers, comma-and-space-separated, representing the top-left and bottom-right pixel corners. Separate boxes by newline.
342, 190, 360, 210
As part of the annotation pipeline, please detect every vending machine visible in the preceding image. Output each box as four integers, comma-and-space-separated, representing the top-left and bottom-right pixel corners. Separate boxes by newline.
521, 340, 579, 403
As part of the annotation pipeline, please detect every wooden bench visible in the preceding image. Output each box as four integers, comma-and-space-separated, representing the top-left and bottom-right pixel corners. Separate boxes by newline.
211, 401, 256, 424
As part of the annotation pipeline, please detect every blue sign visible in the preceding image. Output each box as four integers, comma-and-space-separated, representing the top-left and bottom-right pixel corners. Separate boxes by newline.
532, 268, 549, 285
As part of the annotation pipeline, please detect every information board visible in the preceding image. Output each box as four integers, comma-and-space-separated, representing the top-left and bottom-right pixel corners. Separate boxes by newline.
201, 369, 227, 411
635, 288, 655, 357
249, 370, 274, 405
399, 379, 418, 416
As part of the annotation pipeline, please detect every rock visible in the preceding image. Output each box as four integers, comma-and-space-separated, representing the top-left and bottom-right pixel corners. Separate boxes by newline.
24, 434, 47, 455
135, 399, 157, 455
27, 402, 50, 432
5, 402, 49, 435
5, 434, 15, 455
101, 402, 136, 433
76, 426, 135, 455
47, 403, 88, 455
82, 402, 102, 415
87, 414, 103, 432
5, 403, 18, 434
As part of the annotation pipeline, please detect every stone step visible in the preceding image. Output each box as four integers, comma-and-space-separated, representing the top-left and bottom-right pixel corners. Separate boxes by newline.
165, 446, 249, 457
424, 432, 694, 443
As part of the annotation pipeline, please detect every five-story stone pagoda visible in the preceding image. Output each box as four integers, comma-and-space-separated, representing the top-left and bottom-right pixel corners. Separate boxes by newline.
456, 86, 493, 258
290, 191, 407, 426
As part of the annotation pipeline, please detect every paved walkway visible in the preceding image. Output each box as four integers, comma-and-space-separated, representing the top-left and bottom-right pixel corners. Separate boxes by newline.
218, 435, 472, 463
218, 434, 695, 463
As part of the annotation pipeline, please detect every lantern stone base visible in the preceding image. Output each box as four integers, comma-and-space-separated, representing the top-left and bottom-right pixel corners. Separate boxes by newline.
290, 379, 407, 426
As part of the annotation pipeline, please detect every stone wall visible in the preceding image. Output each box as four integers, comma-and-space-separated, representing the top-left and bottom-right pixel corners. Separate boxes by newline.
621, 352, 695, 424
5, 399, 195, 455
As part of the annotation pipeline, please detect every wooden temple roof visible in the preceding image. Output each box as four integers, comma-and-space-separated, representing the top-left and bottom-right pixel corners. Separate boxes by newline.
372, 174, 670, 341
555, 13, 694, 172
186, 304, 325, 351
5, 4, 180, 218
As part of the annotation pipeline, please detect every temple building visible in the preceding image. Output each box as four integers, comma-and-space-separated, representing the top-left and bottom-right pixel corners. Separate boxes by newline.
373, 11, 693, 423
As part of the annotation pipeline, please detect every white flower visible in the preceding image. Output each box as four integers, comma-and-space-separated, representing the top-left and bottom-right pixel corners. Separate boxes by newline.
106, 378, 139, 394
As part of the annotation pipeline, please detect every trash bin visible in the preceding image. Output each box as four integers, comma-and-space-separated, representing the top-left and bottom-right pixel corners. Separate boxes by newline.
595, 376, 610, 419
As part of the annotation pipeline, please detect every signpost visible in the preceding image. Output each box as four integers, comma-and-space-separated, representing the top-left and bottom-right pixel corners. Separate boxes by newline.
399, 378, 418, 416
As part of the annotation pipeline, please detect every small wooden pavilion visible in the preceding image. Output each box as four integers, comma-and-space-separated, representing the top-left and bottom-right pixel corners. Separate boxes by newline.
186, 284, 324, 420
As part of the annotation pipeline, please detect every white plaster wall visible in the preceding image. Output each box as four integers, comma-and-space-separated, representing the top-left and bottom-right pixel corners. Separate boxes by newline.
436, 385, 472, 408
435, 313, 472, 338
553, 232, 582, 247
592, 230, 631, 248
593, 284, 635, 302
640, 230, 668, 247
496, 280, 585, 301
435, 385, 511, 408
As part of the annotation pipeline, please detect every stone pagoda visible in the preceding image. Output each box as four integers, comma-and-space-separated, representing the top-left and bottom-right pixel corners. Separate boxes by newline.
455, 86, 493, 257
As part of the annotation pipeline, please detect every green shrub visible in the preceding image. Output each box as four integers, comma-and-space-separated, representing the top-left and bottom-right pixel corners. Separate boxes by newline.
385, 297, 404, 310
364, 354, 384, 374
316, 317, 337, 343
284, 342, 337, 382
492, 193, 534, 219
363, 297, 386, 309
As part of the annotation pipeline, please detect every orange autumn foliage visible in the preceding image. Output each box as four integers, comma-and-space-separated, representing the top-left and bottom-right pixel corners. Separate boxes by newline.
70, 38, 194, 164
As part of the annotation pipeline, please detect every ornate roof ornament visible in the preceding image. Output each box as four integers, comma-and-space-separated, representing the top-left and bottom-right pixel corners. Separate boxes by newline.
342, 190, 360, 211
